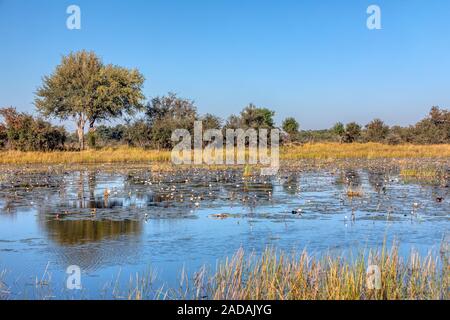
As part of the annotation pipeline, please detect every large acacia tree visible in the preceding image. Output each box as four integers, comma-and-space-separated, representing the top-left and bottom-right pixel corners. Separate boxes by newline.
34, 51, 145, 150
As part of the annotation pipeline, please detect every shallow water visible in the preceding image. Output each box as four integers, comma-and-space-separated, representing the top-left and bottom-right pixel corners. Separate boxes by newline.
0, 163, 448, 299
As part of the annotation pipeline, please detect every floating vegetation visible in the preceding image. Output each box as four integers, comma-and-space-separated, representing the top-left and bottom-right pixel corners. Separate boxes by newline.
400, 168, 439, 178
346, 188, 364, 198
208, 213, 231, 220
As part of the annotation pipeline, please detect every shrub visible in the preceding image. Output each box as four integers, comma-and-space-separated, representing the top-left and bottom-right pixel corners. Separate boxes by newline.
282, 117, 299, 136
365, 118, 389, 142
343, 122, 361, 143
0, 107, 66, 151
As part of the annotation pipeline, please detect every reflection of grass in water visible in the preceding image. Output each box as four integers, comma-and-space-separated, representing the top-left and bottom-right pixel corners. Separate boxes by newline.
2, 244, 447, 300
0, 143, 449, 165
243, 164, 253, 177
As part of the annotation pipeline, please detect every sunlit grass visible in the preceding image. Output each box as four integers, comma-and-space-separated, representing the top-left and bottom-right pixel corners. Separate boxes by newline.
121, 244, 450, 300
0, 143, 448, 165
163, 245, 448, 300
281, 143, 450, 160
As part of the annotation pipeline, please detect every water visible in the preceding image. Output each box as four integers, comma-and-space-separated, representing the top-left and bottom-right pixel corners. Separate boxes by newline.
0, 162, 448, 299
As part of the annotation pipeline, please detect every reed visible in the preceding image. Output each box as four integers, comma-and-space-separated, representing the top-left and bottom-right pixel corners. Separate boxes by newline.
138, 244, 449, 300
166, 246, 448, 300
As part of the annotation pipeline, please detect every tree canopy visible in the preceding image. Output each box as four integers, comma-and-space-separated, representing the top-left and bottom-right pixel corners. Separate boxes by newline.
34, 50, 145, 149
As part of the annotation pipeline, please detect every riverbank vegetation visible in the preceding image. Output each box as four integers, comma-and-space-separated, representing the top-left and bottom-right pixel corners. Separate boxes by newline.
0, 51, 449, 153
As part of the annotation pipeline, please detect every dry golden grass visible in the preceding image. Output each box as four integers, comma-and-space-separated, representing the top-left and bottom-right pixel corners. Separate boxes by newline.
0, 143, 448, 165
161, 245, 448, 300
281, 143, 450, 160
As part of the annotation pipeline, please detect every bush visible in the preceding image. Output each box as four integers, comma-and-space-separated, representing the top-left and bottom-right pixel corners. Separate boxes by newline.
0, 107, 66, 151
411, 107, 449, 144
282, 117, 299, 137
145, 93, 198, 149
364, 119, 389, 142
343, 122, 361, 143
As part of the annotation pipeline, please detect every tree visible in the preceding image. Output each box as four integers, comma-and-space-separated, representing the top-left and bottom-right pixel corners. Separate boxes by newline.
331, 122, 345, 142
124, 119, 152, 148
201, 113, 222, 130
365, 118, 389, 142
34, 50, 145, 150
343, 122, 361, 143
412, 106, 450, 144
240, 103, 275, 129
224, 114, 241, 130
0, 123, 7, 149
145, 93, 198, 149
282, 117, 299, 136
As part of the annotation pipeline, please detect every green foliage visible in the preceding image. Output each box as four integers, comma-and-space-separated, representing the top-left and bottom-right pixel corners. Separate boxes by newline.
0, 107, 66, 151
365, 118, 389, 142
96, 124, 126, 145
124, 119, 152, 148
145, 93, 198, 149
412, 107, 450, 144
0, 123, 7, 149
282, 117, 299, 135
343, 122, 362, 143
87, 130, 97, 149
239, 103, 275, 129
331, 122, 345, 141
34, 50, 145, 150
297, 129, 336, 143
201, 113, 222, 130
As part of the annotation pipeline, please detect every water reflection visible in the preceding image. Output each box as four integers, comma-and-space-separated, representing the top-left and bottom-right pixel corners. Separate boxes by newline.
43, 218, 141, 245
368, 170, 387, 194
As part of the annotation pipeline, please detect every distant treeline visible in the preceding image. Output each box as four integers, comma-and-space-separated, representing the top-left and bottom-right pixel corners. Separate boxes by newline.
0, 101, 448, 151
0, 50, 449, 151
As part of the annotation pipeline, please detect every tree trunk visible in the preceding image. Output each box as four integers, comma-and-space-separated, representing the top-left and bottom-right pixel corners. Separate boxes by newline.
77, 117, 86, 150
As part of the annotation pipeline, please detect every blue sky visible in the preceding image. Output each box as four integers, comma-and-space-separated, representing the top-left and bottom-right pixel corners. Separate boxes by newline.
1, 0, 449, 130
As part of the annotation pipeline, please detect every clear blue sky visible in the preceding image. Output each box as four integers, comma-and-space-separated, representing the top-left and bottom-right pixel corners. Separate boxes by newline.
1, 0, 449, 130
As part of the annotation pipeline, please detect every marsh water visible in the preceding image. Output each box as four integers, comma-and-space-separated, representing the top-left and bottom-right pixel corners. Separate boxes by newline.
0, 160, 448, 299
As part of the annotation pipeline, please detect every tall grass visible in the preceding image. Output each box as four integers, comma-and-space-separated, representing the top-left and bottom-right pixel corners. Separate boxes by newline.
0, 143, 448, 165
281, 143, 450, 160
152, 245, 448, 300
